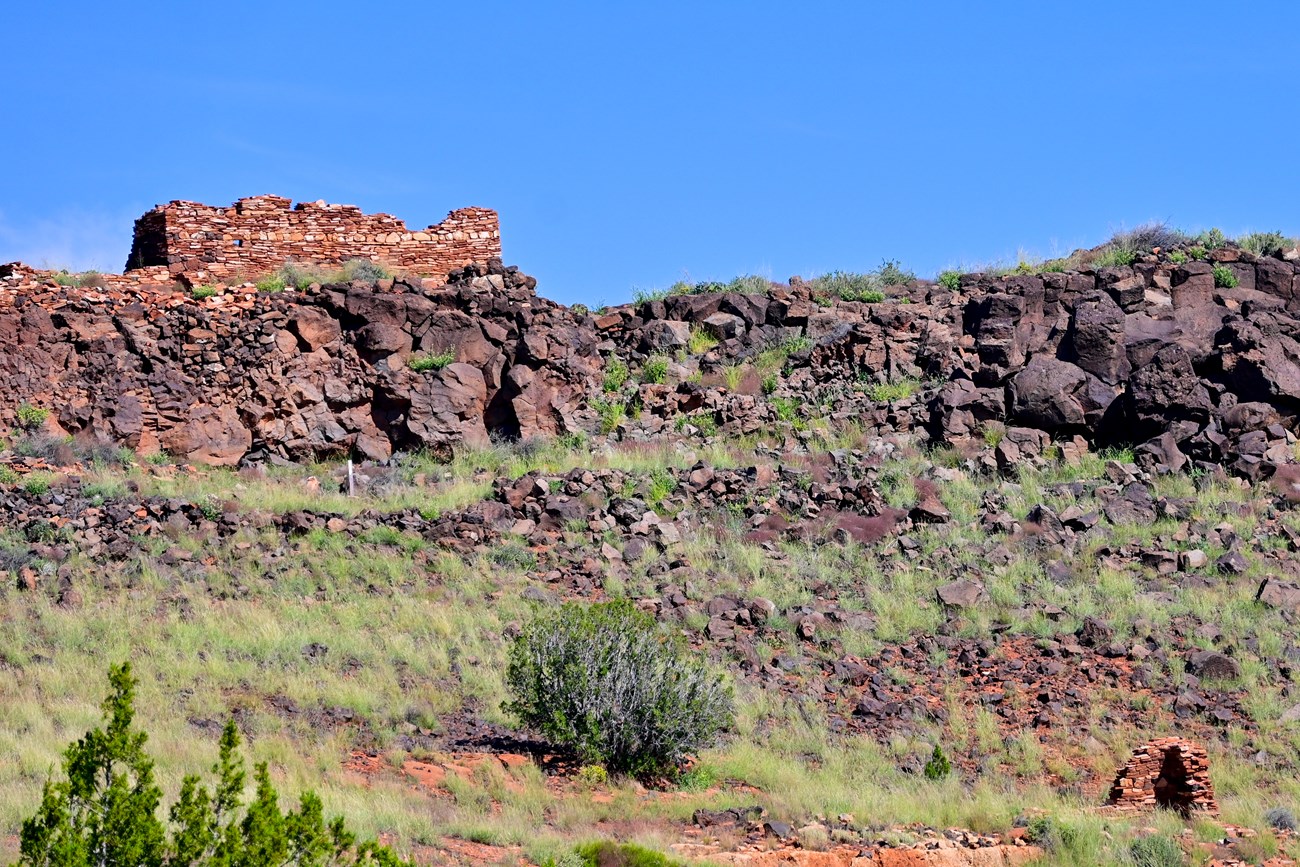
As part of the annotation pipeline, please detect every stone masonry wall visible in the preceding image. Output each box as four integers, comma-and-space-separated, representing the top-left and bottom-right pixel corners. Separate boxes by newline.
1105, 737, 1217, 815
126, 195, 500, 285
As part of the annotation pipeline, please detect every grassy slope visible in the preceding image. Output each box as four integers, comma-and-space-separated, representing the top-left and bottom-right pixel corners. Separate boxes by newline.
2, 433, 1299, 865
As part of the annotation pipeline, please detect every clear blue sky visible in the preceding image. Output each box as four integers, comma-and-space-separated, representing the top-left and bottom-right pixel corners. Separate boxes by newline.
3, 2, 1297, 306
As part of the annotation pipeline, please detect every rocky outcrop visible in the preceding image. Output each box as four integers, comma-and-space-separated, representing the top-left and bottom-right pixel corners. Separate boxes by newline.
0, 260, 600, 465
4, 239, 1300, 474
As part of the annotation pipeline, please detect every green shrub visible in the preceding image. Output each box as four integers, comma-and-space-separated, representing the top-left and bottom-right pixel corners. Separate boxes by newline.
337, 259, 392, 282
923, 744, 951, 780
191, 284, 218, 300
276, 263, 324, 289
15, 403, 50, 431
878, 259, 915, 286
1167, 250, 1187, 264
808, 271, 882, 302
558, 431, 587, 451
504, 601, 732, 777
937, 270, 962, 291
1129, 834, 1183, 867
1212, 264, 1238, 288
1239, 231, 1291, 258
564, 841, 682, 867
603, 358, 630, 393
643, 356, 669, 384
761, 374, 779, 396
0, 464, 18, 485
1196, 227, 1228, 250
409, 350, 455, 372
16, 663, 413, 867
1266, 807, 1298, 832
1188, 245, 1208, 261
255, 274, 286, 293
1109, 222, 1187, 253
22, 473, 52, 496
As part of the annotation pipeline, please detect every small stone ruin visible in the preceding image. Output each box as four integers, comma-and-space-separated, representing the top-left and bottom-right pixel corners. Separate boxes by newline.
1105, 737, 1217, 815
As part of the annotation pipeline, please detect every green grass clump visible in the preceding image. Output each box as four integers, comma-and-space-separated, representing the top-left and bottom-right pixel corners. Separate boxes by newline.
687, 327, 718, 356
21, 473, 52, 496
191, 285, 218, 300
1129, 834, 1183, 867
632, 286, 670, 305
603, 358, 631, 392
1213, 264, 1239, 288
255, 274, 286, 293
937, 270, 962, 291
409, 350, 455, 372
591, 398, 626, 434
1091, 247, 1136, 268
643, 357, 669, 385
865, 378, 921, 402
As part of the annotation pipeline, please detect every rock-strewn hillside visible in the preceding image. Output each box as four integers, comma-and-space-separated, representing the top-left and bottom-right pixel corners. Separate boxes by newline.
4, 240, 1300, 476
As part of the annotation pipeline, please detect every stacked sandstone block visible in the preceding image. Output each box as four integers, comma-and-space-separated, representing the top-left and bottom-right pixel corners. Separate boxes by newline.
1105, 737, 1217, 815
125, 195, 500, 286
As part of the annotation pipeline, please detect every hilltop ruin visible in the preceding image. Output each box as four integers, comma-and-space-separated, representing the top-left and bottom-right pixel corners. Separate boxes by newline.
126, 195, 500, 285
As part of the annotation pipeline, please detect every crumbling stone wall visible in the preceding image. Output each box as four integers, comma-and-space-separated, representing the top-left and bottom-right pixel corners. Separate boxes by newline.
1105, 737, 1217, 815
126, 195, 500, 285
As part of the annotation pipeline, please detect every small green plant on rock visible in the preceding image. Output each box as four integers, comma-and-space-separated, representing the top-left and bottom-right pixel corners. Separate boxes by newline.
504, 601, 732, 778
938, 270, 962, 291
1213, 264, 1238, 288
603, 358, 630, 392
15, 403, 50, 431
191, 284, 218, 300
409, 350, 455, 372
643, 356, 669, 384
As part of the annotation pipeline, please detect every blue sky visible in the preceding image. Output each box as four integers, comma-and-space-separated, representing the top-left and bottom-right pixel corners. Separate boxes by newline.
3, 2, 1298, 306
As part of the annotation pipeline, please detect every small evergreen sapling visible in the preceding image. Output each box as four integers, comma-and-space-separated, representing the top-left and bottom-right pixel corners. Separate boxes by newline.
17, 663, 414, 867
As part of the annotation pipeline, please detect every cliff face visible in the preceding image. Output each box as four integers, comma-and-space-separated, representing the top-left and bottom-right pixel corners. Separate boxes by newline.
3, 244, 1300, 475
